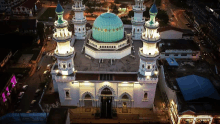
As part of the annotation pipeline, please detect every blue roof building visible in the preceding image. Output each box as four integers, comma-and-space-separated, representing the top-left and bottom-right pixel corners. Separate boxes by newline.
166, 58, 179, 66
92, 12, 124, 42
176, 75, 220, 101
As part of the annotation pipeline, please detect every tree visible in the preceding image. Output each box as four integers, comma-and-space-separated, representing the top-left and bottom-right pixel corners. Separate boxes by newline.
37, 22, 45, 46
112, 4, 119, 14
128, 10, 134, 18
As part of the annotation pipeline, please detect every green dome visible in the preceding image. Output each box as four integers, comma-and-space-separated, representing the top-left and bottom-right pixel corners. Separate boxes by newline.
92, 12, 124, 42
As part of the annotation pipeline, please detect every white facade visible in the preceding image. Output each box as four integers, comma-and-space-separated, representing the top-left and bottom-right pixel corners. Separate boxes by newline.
131, 0, 146, 40
56, 81, 157, 108
72, 0, 86, 40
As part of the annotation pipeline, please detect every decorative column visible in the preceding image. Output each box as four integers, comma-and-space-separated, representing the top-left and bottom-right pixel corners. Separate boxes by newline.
72, 0, 86, 39
131, 0, 146, 40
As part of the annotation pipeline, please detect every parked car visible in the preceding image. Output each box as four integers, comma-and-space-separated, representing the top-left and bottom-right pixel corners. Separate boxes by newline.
35, 89, 41, 97
18, 92, 25, 99
30, 100, 37, 108
22, 85, 28, 91
47, 64, 52, 70
36, 66, 41, 72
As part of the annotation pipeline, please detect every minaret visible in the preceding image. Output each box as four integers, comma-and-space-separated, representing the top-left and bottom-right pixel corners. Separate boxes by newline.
137, 3, 160, 107
72, 0, 87, 40
51, 2, 75, 91
131, 0, 146, 40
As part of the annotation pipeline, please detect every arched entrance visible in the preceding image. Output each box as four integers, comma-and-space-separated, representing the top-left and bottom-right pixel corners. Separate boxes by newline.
100, 87, 112, 118
84, 94, 92, 107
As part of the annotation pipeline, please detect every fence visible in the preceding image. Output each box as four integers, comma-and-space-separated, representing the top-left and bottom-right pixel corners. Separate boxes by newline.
0, 113, 47, 124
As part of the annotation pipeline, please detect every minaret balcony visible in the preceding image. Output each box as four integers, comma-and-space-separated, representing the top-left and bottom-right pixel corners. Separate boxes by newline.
132, 6, 146, 12
53, 32, 72, 42
145, 21, 159, 29
139, 47, 160, 58
54, 47, 74, 57
142, 33, 161, 43
54, 20, 68, 28
131, 17, 145, 24
72, 5, 86, 11
72, 17, 86, 24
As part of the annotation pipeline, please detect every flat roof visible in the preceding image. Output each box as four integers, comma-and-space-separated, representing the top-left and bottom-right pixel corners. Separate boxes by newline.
166, 58, 179, 66
159, 39, 200, 52
0, 48, 11, 63
73, 35, 141, 72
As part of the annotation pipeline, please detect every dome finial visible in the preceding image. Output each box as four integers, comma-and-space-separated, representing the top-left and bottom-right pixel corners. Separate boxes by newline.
107, 6, 110, 13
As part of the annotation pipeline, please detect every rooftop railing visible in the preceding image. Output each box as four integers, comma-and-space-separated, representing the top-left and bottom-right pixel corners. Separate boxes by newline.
55, 75, 75, 82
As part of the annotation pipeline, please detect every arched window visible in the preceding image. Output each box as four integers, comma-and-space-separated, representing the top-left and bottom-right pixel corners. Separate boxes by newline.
85, 94, 91, 99
63, 64, 66, 69
69, 63, 71, 67
142, 64, 144, 68
122, 94, 129, 99
144, 93, 148, 99
133, 28, 135, 33
83, 28, 84, 31
148, 65, 150, 69
113, 29, 115, 32
137, 29, 139, 32
79, 28, 80, 31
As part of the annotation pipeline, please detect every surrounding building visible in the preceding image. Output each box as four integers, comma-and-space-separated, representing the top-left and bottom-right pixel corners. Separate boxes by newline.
131, 0, 146, 40
159, 39, 200, 60
11, 0, 37, 17
72, 0, 86, 39
51, 3, 161, 118
158, 58, 220, 124
0, 73, 18, 116
158, 26, 194, 40
0, 0, 25, 12
0, 48, 12, 68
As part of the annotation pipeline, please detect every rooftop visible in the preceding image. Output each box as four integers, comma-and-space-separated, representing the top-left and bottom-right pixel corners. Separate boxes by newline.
47, 108, 68, 124
159, 39, 200, 52
73, 35, 141, 73
20, 0, 37, 9
160, 59, 220, 114
0, 48, 11, 63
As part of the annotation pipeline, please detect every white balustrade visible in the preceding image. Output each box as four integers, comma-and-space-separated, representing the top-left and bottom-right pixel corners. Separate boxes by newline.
131, 17, 145, 23
72, 5, 85, 11
139, 47, 159, 57
53, 32, 72, 41
142, 33, 160, 41
145, 21, 159, 28
55, 76, 75, 82
132, 6, 146, 11
54, 20, 68, 27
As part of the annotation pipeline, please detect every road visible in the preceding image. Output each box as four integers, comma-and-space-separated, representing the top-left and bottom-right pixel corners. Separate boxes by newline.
17, 38, 56, 113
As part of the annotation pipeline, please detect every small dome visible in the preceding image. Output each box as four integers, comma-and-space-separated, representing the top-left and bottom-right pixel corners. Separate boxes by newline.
56, 3, 64, 13
149, 3, 158, 13
92, 12, 124, 42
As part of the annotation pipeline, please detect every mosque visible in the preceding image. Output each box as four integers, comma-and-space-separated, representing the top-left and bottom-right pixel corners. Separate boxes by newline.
51, 0, 161, 118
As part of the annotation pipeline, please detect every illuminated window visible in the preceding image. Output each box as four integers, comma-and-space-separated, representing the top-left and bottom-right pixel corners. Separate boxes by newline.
65, 90, 70, 98
137, 29, 139, 32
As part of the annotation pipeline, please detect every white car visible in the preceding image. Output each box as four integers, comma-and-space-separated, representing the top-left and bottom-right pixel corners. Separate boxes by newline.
30, 100, 37, 107
18, 92, 24, 99
22, 85, 28, 91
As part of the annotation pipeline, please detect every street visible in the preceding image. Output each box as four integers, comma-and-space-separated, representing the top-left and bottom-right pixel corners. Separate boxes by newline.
17, 38, 56, 113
